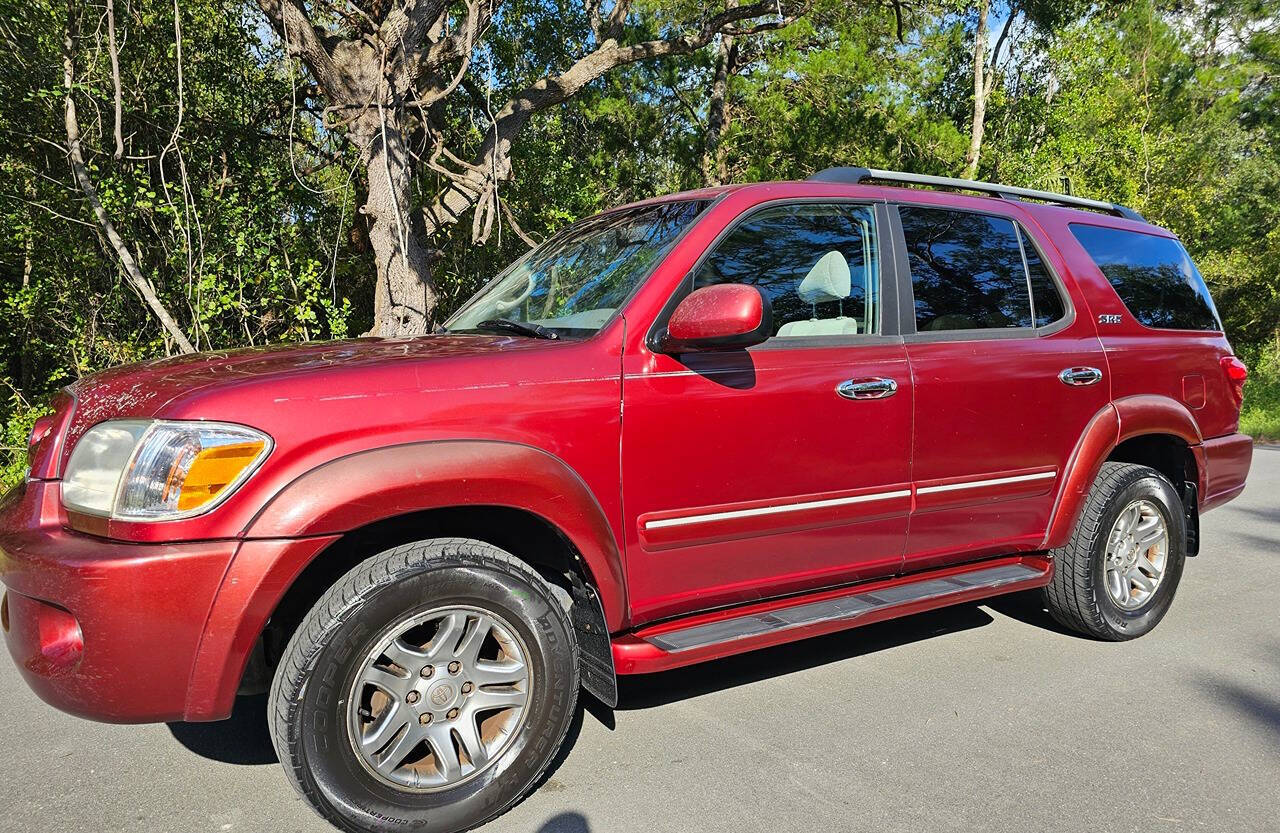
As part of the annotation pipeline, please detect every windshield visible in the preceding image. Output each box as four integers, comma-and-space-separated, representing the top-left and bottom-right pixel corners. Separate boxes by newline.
447, 199, 708, 338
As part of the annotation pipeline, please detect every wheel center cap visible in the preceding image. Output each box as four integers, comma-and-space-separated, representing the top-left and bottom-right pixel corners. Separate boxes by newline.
428, 682, 456, 707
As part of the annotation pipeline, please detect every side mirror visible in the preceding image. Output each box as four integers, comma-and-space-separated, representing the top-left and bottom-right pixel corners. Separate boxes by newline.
660, 283, 772, 353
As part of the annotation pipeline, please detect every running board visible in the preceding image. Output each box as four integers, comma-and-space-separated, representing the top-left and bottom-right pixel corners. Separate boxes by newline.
612, 556, 1052, 675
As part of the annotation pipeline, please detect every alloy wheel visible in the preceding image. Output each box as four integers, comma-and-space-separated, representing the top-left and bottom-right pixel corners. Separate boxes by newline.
346, 605, 531, 792
1103, 499, 1169, 611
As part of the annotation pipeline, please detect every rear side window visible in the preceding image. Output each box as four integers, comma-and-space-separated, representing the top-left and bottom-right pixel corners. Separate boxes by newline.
899, 206, 1066, 331
1025, 245, 1066, 327
1069, 224, 1221, 331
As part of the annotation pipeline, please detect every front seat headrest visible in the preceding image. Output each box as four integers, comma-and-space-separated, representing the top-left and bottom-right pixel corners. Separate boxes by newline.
797, 251, 851, 304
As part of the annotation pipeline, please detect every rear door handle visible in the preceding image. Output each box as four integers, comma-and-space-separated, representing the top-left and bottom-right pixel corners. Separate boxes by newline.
1059, 366, 1103, 386
837, 377, 898, 400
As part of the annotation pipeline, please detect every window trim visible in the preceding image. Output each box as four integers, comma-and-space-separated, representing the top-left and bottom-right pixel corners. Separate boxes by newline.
645, 197, 902, 353
888, 202, 1076, 342
1017, 224, 1073, 332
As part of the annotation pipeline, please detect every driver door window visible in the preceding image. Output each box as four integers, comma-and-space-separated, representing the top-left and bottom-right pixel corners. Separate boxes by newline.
691, 203, 881, 337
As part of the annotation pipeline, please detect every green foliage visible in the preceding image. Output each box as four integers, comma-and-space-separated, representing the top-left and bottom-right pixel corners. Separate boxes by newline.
1240, 342, 1280, 441
1, 0, 1278, 492
0, 392, 49, 491
982, 1, 1280, 352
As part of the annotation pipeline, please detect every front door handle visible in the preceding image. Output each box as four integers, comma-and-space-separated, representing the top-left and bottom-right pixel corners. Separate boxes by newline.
1059, 366, 1103, 386
837, 377, 898, 400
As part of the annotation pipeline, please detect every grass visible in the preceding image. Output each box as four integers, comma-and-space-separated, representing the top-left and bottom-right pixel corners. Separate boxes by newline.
1241, 395, 1280, 442
1240, 347, 1280, 442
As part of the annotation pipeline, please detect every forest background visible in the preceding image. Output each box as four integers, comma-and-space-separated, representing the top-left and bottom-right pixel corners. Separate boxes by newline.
3, 0, 1278, 488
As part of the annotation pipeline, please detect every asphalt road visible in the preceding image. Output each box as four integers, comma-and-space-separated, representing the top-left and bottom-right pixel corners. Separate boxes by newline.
3, 449, 1278, 833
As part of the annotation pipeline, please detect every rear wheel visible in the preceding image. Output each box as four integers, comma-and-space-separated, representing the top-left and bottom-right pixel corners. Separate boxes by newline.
270, 538, 578, 833
1043, 462, 1186, 640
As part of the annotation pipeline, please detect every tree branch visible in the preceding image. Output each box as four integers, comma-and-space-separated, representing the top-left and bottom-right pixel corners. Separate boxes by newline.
416, 0, 487, 104
62, 0, 195, 354
106, 0, 123, 159
989, 3, 1017, 90
499, 198, 538, 249
423, 1, 807, 231
256, 0, 353, 101
587, 1, 632, 42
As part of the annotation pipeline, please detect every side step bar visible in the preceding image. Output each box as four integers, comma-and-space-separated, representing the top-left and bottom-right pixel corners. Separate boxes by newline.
612, 555, 1052, 674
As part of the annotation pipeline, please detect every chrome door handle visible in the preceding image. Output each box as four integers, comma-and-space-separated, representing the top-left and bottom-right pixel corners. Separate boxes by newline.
836, 377, 898, 400
1059, 366, 1103, 386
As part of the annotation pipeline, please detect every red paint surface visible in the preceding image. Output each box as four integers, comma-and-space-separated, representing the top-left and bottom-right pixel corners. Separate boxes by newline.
0, 482, 238, 722
0, 179, 1255, 721
665, 283, 764, 343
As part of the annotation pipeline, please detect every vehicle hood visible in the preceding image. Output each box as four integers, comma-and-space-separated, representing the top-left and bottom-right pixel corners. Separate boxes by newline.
71, 335, 541, 398
44, 335, 549, 476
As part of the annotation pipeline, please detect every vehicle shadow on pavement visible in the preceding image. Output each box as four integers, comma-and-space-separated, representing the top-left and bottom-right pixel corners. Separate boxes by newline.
164, 689, 592, 786
536, 811, 591, 833
981, 588, 1087, 637
1198, 649, 1280, 747
165, 692, 277, 765
611, 603, 996, 712
159, 596, 1067, 763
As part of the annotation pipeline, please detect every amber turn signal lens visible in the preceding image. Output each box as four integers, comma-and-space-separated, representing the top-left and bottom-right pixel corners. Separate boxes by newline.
174, 440, 267, 511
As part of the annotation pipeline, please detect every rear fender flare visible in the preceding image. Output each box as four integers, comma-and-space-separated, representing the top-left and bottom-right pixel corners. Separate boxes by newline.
1044, 395, 1202, 550
1112, 393, 1206, 514
1112, 394, 1202, 447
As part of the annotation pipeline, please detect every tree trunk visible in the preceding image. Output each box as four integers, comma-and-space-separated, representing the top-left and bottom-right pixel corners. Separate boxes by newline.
962, 0, 990, 180
356, 110, 438, 337
254, 0, 804, 338
702, 8, 739, 186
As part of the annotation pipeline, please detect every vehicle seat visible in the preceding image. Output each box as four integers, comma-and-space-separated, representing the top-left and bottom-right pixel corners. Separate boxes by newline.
777, 251, 861, 337
923, 313, 979, 331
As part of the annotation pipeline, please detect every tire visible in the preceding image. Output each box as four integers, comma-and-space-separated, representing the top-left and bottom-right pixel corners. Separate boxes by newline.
1043, 462, 1187, 641
269, 538, 579, 833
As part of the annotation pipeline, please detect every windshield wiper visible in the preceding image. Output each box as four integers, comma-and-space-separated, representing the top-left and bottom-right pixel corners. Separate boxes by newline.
472, 318, 560, 340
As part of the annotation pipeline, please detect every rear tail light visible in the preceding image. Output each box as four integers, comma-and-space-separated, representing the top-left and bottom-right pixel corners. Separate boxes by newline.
28, 414, 53, 456
23, 414, 55, 481
1220, 355, 1248, 408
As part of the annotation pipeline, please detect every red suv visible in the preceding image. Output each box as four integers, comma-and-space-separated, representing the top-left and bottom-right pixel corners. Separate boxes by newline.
1, 169, 1253, 833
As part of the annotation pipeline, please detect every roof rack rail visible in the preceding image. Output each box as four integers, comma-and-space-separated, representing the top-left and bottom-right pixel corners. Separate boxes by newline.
808, 167, 1145, 222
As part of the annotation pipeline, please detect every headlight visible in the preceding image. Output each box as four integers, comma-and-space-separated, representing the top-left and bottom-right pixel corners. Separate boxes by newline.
62, 420, 272, 520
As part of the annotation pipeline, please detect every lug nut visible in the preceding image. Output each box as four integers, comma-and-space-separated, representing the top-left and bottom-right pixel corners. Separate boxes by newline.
461, 682, 473, 695
447, 708, 459, 720
406, 691, 420, 704
420, 665, 434, 678
419, 713, 432, 725
448, 661, 461, 674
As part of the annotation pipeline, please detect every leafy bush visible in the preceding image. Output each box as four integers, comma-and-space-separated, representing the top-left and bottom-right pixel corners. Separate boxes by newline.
1, 392, 49, 493
1240, 343, 1280, 441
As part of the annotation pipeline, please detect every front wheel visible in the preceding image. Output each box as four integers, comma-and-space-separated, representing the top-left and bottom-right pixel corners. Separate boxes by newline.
1043, 462, 1187, 640
269, 538, 579, 833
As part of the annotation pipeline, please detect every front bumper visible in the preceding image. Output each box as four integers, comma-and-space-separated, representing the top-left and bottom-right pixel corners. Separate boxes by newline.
0, 480, 239, 723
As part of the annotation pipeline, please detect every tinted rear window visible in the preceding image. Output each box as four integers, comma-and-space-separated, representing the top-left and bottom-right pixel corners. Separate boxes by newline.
900, 206, 1067, 331
1069, 224, 1221, 331
1025, 244, 1066, 327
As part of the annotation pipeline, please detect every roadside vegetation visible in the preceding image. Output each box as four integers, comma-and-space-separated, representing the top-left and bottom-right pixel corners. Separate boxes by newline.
1241, 344, 1280, 441
2, 0, 1279, 488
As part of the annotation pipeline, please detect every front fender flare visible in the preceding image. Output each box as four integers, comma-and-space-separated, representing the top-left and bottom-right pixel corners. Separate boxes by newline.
245, 440, 627, 629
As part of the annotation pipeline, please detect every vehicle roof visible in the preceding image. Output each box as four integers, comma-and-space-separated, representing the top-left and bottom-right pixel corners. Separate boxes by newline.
612, 180, 1172, 237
